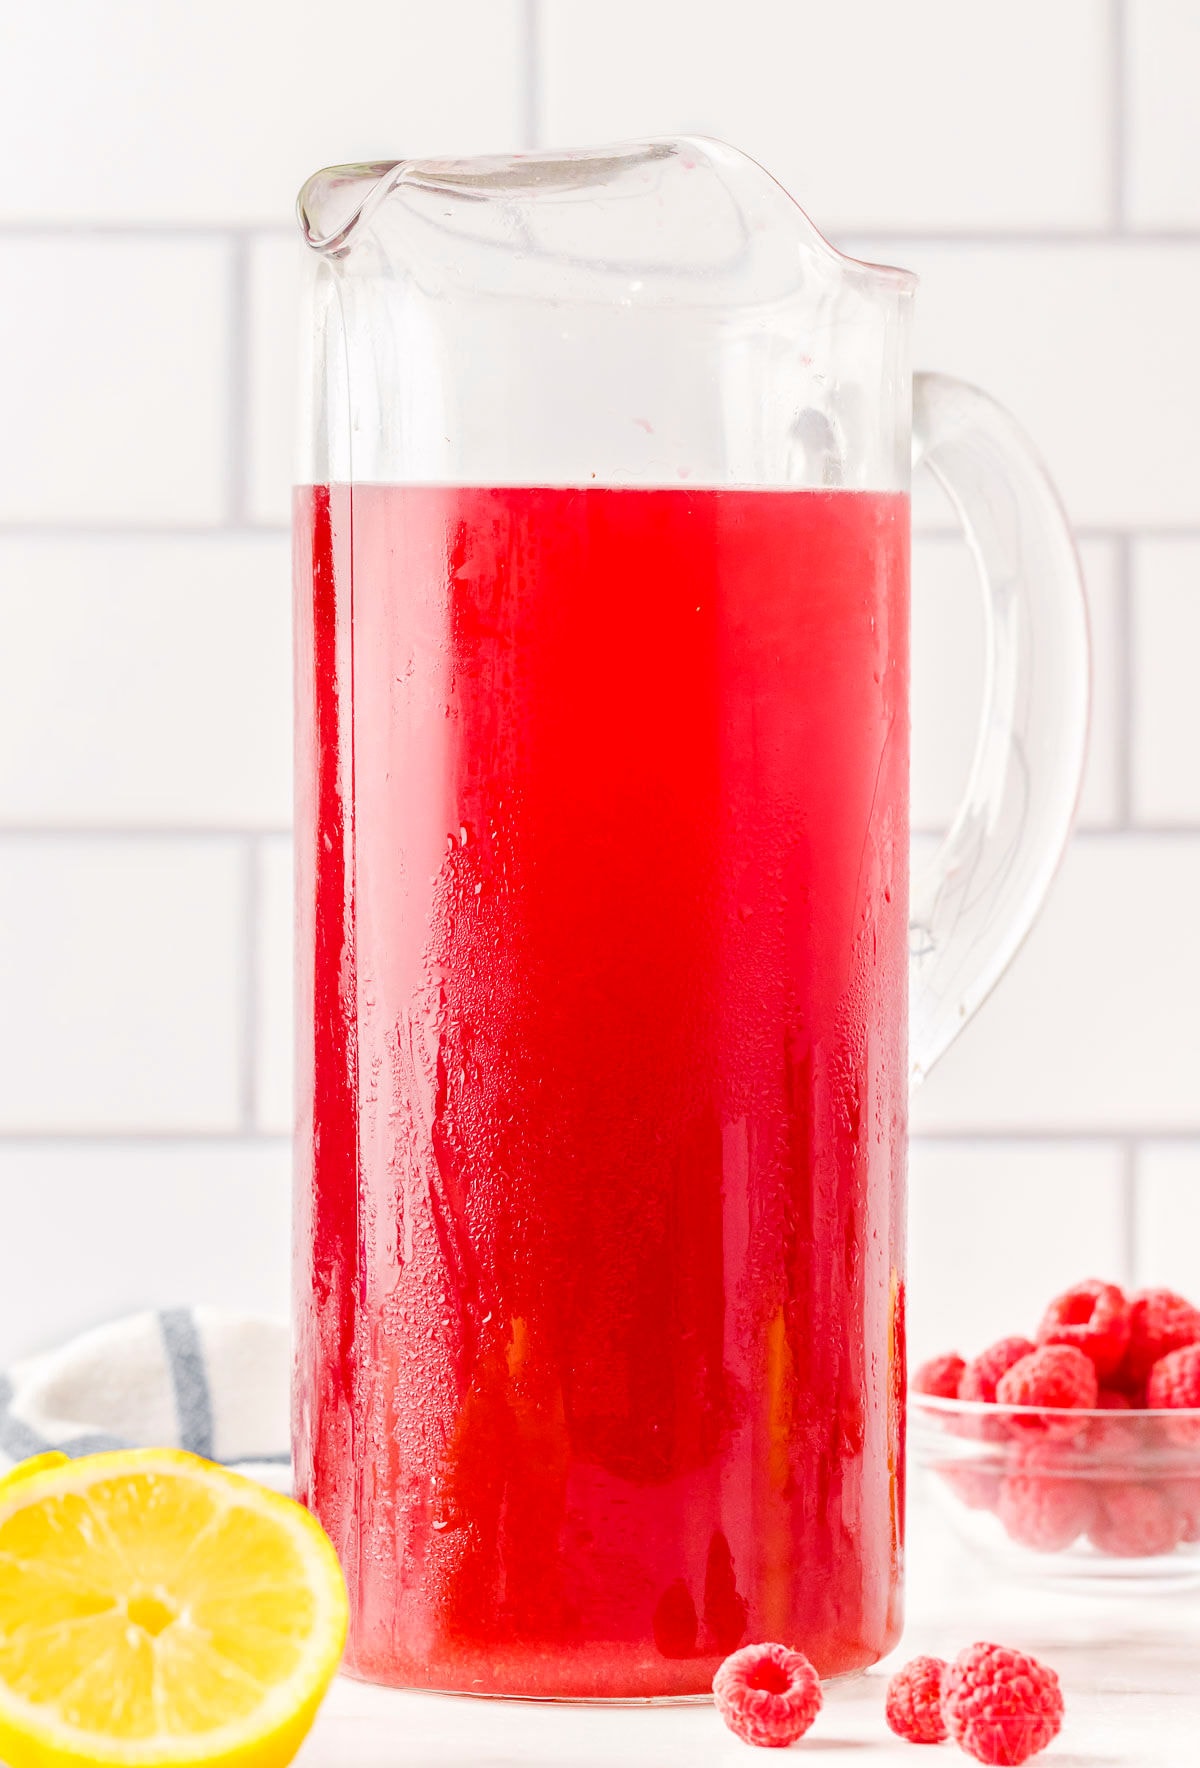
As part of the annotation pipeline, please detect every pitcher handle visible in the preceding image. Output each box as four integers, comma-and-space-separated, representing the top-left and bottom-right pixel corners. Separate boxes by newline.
909, 371, 1090, 1086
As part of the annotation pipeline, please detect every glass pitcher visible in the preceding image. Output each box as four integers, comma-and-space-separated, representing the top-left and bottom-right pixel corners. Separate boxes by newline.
292, 138, 1088, 1700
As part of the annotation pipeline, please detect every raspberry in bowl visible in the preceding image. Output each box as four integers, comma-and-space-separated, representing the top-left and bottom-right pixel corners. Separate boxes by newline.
912, 1280, 1200, 1589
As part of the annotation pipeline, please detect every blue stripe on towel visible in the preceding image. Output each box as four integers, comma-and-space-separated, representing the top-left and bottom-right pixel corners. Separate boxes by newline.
158, 1309, 215, 1460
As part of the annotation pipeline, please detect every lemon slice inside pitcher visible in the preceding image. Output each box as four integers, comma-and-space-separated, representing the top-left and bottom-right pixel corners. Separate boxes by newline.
0, 1449, 347, 1768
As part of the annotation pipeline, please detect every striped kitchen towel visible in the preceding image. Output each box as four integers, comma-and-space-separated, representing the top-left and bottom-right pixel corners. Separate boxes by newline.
0, 1309, 291, 1492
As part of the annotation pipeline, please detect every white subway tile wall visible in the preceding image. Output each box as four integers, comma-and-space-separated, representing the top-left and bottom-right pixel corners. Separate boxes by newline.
255, 836, 294, 1138
0, 2, 524, 223
0, 239, 231, 526
1132, 540, 1200, 823
1127, 0, 1200, 228
911, 535, 1121, 832
1134, 1144, 1200, 1296
0, 537, 291, 827
851, 241, 1200, 530
249, 239, 303, 529
912, 837, 1200, 1136
2, 0, 1198, 1361
0, 840, 244, 1132
540, 0, 1112, 232
907, 1143, 1130, 1366
0, 1144, 291, 1362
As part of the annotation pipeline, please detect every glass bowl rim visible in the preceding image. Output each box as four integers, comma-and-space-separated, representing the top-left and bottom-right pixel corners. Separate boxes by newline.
910, 1392, 1200, 1423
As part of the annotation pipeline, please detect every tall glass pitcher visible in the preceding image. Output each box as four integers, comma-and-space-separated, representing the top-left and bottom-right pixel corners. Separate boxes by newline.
292, 138, 1088, 1699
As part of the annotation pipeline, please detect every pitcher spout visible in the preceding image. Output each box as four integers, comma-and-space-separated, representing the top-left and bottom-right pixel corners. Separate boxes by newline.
297, 159, 402, 255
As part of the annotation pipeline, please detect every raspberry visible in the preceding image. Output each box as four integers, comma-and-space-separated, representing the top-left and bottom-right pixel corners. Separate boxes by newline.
997, 1446, 1094, 1552
959, 1338, 1036, 1406
938, 1463, 1003, 1513
712, 1642, 822, 1748
1037, 1279, 1131, 1381
1087, 1391, 1142, 1458
1097, 1388, 1132, 1409
959, 1338, 1036, 1440
1169, 1477, 1200, 1543
885, 1655, 948, 1745
996, 1346, 1098, 1436
1120, 1288, 1200, 1389
1145, 1336, 1200, 1407
913, 1353, 966, 1399
1089, 1482, 1183, 1557
1146, 1343, 1200, 1444
942, 1642, 1064, 1766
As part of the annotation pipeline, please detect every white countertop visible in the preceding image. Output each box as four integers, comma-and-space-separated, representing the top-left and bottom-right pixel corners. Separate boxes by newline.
297, 1504, 1200, 1766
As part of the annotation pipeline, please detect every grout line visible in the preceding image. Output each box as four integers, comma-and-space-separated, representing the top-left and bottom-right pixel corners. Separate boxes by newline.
7, 822, 1200, 843
7, 222, 1200, 246
0, 1132, 290, 1148
0, 519, 1194, 545
521, 0, 543, 150
238, 837, 261, 1133
1120, 1139, 1140, 1287
911, 824, 1200, 842
914, 525, 1200, 544
1110, 0, 1128, 231
840, 227, 1200, 248
0, 1128, 1188, 1150
0, 522, 1197, 545
912, 1129, 1200, 1145
226, 234, 252, 526
0, 221, 293, 240
0, 826, 291, 841
1114, 532, 1135, 826
0, 523, 288, 541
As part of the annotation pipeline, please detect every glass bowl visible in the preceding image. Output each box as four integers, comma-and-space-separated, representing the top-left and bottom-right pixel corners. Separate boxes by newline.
911, 1394, 1200, 1590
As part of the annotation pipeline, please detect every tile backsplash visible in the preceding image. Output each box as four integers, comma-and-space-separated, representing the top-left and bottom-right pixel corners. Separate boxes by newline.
1, 0, 1197, 1363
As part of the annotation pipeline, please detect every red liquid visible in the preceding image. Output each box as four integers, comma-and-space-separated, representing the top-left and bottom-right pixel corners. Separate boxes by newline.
293, 483, 910, 1697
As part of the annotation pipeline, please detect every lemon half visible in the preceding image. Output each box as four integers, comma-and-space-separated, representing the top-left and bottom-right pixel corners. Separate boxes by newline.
0, 1449, 348, 1768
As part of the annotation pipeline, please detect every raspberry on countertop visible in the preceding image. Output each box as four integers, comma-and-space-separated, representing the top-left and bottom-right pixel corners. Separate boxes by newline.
942, 1641, 1064, 1765
712, 1642, 821, 1748
885, 1655, 948, 1745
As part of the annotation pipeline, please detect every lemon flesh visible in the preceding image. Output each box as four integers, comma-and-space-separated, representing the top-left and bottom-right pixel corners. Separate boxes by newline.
0, 1449, 347, 1768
